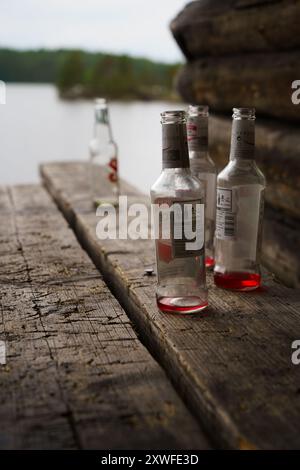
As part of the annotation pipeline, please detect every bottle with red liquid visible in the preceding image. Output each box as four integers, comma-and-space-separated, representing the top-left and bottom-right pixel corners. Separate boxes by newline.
89, 98, 119, 207
151, 110, 208, 314
187, 105, 217, 268
214, 108, 266, 291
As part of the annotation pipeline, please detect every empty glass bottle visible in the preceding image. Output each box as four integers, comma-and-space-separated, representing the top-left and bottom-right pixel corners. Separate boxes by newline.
89, 98, 119, 207
214, 108, 266, 291
187, 105, 217, 268
151, 110, 208, 314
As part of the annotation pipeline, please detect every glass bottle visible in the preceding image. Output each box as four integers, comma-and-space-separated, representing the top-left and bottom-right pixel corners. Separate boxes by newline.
214, 108, 266, 291
151, 110, 208, 314
187, 105, 217, 268
89, 98, 119, 207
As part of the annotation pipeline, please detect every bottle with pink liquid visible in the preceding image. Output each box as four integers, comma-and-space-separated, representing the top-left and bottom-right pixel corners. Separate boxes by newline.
214, 108, 266, 291
151, 110, 208, 314
187, 105, 217, 268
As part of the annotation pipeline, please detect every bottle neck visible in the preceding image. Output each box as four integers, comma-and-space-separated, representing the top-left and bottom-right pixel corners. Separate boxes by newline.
95, 121, 111, 143
162, 167, 191, 175
187, 115, 208, 154
229, 158, 256, 168
230, 118, 255, 161
162, 122, 190, 170
189, 149, 209, 161
94, 107, 113, 143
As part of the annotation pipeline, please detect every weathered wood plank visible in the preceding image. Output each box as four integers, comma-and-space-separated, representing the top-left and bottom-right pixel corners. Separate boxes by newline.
0, 184, 210, 449
171, 0, 300, 59
41, 162, 300, 449
176, 52, 300, 122
261, 205, 300, 287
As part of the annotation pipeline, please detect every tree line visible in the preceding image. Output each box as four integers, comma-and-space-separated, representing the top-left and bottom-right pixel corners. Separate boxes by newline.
0, 48, 180, 100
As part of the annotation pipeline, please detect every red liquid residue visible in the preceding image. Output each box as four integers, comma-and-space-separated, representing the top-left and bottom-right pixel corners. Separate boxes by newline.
214, 272, 261, 291
157, 241, 172, 263
157, 297, 208, 314
205, 256, 215, 268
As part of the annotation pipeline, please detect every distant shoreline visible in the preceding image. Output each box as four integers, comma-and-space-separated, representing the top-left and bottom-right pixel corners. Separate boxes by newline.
0, 48, 181, 102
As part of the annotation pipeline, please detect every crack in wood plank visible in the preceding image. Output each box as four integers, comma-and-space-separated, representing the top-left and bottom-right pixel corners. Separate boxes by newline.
41, 161, 300, 449
0, 184, 210, 450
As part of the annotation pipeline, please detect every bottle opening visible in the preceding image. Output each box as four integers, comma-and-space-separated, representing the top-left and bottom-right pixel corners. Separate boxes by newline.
161, 110, 186, 124
233, 107, 255, 120
95, 98, 107, 108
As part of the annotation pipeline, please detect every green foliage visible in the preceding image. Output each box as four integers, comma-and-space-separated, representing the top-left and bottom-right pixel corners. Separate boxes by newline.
0, 48, 181, 100
0, 48, 63, 82
86, 52, 180, 100
57, 50, 85, 91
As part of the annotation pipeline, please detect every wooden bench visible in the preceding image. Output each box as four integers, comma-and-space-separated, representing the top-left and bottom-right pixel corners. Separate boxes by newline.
0, 184, 209, 449
40, 161, 300, 450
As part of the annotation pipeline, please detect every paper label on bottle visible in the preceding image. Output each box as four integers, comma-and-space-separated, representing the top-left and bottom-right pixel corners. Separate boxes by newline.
230, 120, 255, 160
217, 188, 232, 211
216, 186, 235, 239
155, 198, 204, 261
216, 208, 236, 240
187, 116, 208, 152
162, 124, 189, 168
216, 185, 264, 262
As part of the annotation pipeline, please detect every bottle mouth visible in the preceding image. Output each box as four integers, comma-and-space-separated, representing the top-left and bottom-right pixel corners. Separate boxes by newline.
233, 107, 255, 120
95, 98, 107, 107
161, 110, 186, 124
188, 104, 209, 117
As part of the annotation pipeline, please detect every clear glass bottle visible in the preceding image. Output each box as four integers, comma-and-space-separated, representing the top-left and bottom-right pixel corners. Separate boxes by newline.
151, 110, 208, 314
187, 105, 217, 268
89, 98, 119, 207
214, 108, 266, 291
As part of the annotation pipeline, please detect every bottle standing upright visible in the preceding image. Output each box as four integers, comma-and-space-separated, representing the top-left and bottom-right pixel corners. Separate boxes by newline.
187, 105, 217, 268
214, 108, 266, 291
89, 98, 119, 207
151, 110, 208, 314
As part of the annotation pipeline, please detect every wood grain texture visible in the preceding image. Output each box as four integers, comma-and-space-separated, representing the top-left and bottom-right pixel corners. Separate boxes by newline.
41, 162, 300, 449
171, 0, 300, 59
261, 205, 300, 288
0, 184, 210, 450
176, 52, 300, 122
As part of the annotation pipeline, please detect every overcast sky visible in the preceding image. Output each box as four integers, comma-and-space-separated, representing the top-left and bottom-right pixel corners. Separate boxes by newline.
1, 0, 187, 62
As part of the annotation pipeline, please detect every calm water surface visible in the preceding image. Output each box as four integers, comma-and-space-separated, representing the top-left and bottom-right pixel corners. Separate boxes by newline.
0, 84, 184, 193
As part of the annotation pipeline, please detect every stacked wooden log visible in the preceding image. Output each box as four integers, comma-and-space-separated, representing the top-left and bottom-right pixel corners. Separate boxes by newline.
171, 0, 300, 287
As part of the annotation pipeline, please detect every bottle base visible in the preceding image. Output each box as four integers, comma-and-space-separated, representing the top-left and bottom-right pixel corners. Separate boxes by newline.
157, 296, 208, 314
205, 256, 215, 269
93, 198, 119, 208
214, 271, 261, 291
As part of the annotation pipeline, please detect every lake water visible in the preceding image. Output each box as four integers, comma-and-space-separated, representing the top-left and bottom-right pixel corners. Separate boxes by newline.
0, 83, 184, 193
